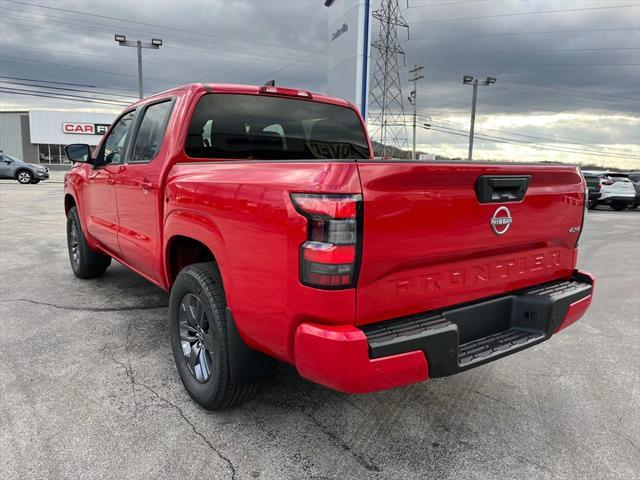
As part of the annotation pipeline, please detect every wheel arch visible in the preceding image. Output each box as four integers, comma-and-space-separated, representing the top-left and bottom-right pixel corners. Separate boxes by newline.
163, 210, 232, 301
64, 193, 77, 215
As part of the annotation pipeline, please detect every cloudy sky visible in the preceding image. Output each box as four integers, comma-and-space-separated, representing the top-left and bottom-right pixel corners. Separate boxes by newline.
1, 0, 639, 168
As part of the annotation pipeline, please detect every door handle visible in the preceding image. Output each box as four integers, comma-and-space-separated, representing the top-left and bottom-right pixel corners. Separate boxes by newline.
475, 175, 531, 203
106, 178, 116, 186
141, 180, 155, 190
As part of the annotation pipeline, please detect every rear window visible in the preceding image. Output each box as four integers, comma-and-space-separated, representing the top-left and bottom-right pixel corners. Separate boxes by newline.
608, 175, 631, 183
628, 173, 640, 183
185, 93, 370, 160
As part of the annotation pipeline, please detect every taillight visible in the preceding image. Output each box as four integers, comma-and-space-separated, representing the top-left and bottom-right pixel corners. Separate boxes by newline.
291, 193, 362, 289
601, 178, 613, 185
259, 86, 312, 99
576, 184, 588, 247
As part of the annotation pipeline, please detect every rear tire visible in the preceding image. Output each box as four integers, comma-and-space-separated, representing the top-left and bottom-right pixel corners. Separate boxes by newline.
169, 262, 259, 410
611, 202, 626, 211
66, 206, 111, 278
16, 170, 33, 184
588, 199, 597, 210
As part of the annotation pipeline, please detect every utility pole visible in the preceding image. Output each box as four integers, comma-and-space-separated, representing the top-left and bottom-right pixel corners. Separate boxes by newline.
463, 75, 496, 160
114, 35, 163, 99
408, 64, 424, 160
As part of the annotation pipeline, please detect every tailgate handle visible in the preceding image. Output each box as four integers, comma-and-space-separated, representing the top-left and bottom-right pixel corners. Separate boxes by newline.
475, 175, 531, 203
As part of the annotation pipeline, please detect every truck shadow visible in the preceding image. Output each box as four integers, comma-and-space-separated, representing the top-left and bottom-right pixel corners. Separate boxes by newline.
93, 263, 575, 478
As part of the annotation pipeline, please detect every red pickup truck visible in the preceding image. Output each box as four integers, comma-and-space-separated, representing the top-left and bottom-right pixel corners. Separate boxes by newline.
64, 83, 594, 410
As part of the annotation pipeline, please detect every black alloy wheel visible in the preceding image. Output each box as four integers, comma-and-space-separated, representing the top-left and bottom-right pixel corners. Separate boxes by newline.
69, 215, 81, 269
178, 293, 215, 383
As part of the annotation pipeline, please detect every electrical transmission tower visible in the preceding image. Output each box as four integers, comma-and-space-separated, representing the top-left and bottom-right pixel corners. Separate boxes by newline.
368, 0, 409, 158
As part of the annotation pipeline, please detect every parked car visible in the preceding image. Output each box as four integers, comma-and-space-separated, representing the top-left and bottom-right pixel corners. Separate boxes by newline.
625, 172, 640, 209
0, 152, 49, 184
582, 171, 601, 209
582, 171, 636, 211
63, 83, 594, 410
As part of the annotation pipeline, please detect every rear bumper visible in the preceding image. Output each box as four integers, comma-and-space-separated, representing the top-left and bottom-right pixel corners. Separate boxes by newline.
599, 195, 634, 204
294, 270, 594, 394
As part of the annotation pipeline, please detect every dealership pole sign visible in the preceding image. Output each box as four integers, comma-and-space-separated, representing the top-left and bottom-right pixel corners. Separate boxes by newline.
62, 123, 110, 135
326, 0, 371, 119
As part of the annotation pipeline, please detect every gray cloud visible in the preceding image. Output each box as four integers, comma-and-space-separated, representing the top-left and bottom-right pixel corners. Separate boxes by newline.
1, 0, 638, 166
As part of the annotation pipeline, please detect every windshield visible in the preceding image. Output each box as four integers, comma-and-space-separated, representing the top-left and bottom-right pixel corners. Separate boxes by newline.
185, 93, 370, 160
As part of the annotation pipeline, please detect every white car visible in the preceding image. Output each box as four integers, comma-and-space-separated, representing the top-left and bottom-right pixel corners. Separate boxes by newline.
583, 171, 636, 211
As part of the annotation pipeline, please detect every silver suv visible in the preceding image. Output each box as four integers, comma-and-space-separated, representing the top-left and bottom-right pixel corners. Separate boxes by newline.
0, 153, 49, 184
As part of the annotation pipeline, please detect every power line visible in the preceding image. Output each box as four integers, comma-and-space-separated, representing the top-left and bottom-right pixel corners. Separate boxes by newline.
417, 115, 639, 157
0, 80, 139, 100
409, 26, 640, 42
482, 47, 640, 55
250, 46, 328, 83
1, 11, 326, 65
0, 55, 176, 88
407, 0, 491, 9
412, 4, 640, 25
4, 0, 323, 56
0, 88, 130, 107
0, 75, 138, 93
421, 123, 640, 160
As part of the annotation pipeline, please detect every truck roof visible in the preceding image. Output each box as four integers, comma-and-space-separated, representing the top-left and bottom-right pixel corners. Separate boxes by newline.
128, 83, 351, 110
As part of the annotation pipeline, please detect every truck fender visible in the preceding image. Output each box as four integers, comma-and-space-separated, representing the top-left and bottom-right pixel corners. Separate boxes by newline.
163, 208, 235, 305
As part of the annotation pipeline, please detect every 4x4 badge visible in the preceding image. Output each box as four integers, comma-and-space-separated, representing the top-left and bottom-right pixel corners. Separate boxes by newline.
490, 206, 512, 235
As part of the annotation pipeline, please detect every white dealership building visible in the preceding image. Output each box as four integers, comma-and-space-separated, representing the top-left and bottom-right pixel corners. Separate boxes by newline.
0, 110, 115, 165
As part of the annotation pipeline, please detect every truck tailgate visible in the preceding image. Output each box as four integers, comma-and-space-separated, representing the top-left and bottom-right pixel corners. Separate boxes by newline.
355, 162, 585, 325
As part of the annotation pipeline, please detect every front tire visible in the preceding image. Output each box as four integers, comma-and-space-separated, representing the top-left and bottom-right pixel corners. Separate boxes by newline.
16, 170, 33, 184
66, 206, 111, 278
611, 202, 626, 211
169, 262, 259, 410
588, 199, 597, 210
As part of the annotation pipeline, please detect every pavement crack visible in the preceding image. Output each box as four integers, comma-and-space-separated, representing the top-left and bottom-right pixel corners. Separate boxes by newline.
110, 353, 137, 402
1, 298, 168, 312
305, 411, 381, 473
137, 382, 237, 480
515, 454, 553, 474
471, 389, 519, 411
609, 429, 640, 455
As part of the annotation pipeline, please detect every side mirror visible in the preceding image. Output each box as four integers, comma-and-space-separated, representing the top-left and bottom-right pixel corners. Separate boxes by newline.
65, 144, 93, 164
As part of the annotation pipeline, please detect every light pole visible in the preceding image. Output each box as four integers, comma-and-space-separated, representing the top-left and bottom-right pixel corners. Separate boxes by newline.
407, 64, 424, 160
463, 75, 496, 160
114, 35, 162, 99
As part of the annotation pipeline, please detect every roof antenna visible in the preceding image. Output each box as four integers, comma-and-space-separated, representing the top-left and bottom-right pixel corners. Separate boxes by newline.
264, 80, 275, 87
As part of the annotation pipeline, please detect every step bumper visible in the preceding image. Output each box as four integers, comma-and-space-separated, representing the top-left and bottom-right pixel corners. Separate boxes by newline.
294, 270, 593, 393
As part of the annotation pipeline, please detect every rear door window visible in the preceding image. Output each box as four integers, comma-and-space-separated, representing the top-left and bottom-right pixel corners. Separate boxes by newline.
185, 93, 370, 160
130, 100, 174, 163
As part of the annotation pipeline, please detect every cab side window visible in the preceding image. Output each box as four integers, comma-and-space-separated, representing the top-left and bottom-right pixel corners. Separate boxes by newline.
99, 110, 136, 166
130, 100, 173, 164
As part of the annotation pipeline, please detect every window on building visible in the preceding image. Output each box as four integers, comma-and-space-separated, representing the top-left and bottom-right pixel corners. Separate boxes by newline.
36, 144, 70, 164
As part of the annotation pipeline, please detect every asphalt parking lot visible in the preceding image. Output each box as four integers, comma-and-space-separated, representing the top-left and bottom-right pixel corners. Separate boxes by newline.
1, 177, 639, 480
